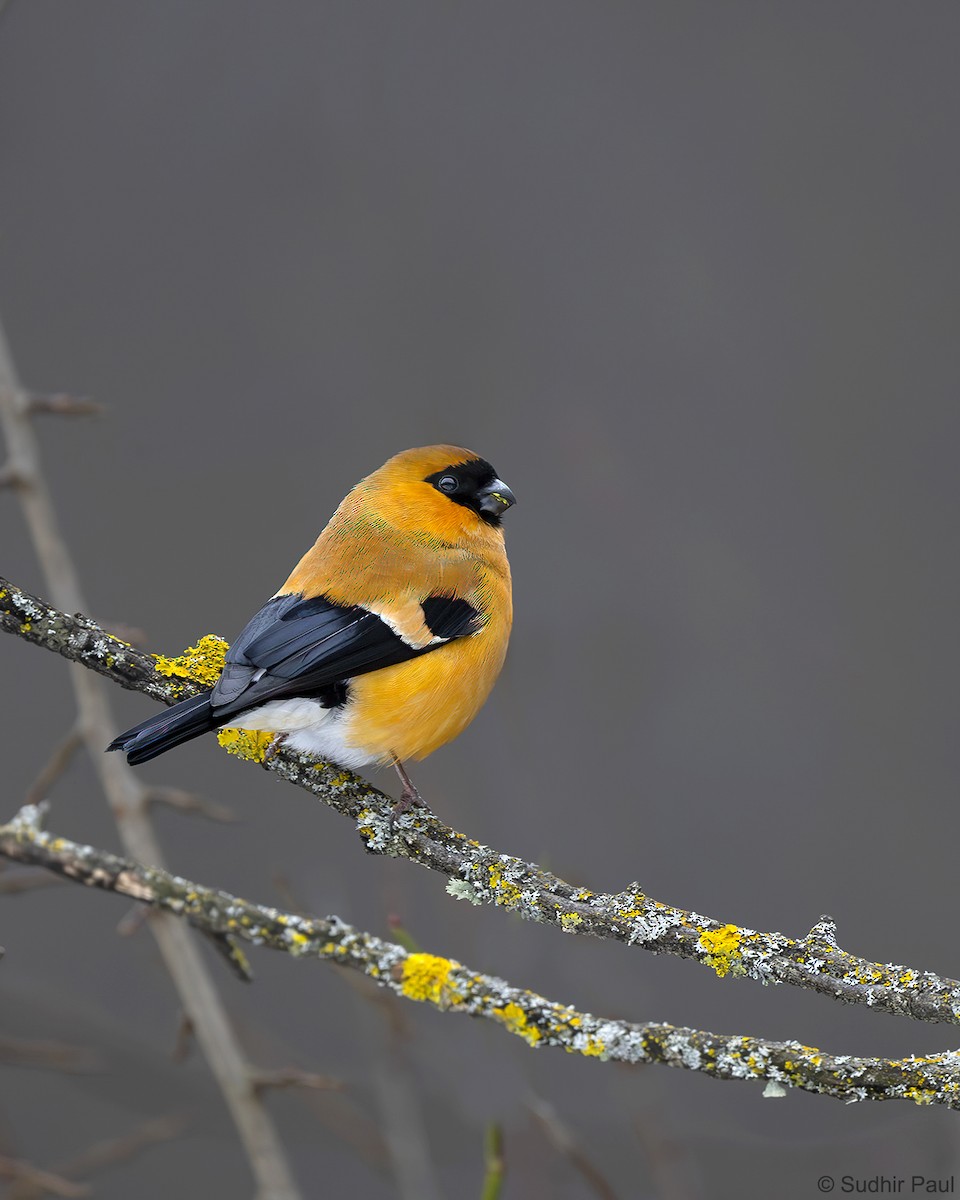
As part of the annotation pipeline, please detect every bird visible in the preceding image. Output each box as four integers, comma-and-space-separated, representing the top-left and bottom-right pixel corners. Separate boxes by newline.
108, 445, 515, 810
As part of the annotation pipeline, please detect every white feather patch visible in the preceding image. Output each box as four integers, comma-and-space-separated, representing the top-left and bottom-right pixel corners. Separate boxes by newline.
219, 698, 378, 769
364, 603, 446, 648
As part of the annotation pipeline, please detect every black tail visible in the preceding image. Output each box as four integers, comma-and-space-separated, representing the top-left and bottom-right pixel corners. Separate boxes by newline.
107, 691, 215, 765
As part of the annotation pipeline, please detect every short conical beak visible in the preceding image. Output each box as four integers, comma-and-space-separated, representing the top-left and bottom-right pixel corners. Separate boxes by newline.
477, 478, 516, 518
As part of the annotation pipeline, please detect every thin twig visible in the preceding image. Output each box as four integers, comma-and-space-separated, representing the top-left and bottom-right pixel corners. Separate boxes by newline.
632, 1112, 698, 1200
0, 460, 28, 489
269, 870, 422, 1190
0, 1156, 90, 1198
146, 785, 236, 823
480, 1123, 505, 1200
3, 574, 960, 1032
0, 1036, 100, 1074
3, 802, 960, 1110
24, 393, 103, 418
361, 995, 441, 1200
25, 725, 82, 807
528, 1094, 619, 1200
0, 320, 301, 1200
116, 903, 150, 937
52, 1115, 186, 1183
0, 868, 66, 895
171, 1011, 194, 1062
250, 1068, 343, 1093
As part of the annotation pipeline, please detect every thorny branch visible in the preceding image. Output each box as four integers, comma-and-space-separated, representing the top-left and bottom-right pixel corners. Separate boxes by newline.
2, 573, 960, 1031
2, 802, 960, 1110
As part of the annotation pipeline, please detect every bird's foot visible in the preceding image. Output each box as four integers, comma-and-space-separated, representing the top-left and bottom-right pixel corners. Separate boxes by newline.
393, 780, 427, 816
389, 756, 431, 834
262, 733, 288, 768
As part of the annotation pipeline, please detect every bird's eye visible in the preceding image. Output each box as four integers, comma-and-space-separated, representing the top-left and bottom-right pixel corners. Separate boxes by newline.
438, 475, 458, 493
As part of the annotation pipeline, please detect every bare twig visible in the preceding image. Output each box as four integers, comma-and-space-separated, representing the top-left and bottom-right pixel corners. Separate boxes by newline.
0, 320, 301, 1200
0, 460, 29, 489
52, 1115, 186, 1183
3, 802, 960, 1110
25, 393, 103, 418
0, 1036, 100, 1074
528, 1095, 619, 1200
6, 1115, 188, 1200
0, 867, 66, 895
250, 1068, 343, 1093
359, 995, 441, 1200
632, 1112, 698, 1200
281, 846, 434, 1194
146, 784, 236, 823
171, 1011, 194, 1062
116, 903, 150, 937
0, 1156, 90, 1198
4, 575, 960, 1033
480, 1123, 505, 1200
25, 725, 82, 807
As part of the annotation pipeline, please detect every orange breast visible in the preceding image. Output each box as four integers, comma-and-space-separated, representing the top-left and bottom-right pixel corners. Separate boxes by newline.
343, 570, 512, 763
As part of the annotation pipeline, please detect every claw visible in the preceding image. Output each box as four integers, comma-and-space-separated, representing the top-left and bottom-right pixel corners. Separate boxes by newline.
389, 755, 430, 833
262, 733, 288, 768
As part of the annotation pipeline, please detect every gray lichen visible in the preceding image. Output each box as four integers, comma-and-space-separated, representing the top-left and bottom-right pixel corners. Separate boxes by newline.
2, 802, 960, 1110
4, 576, 960, 1037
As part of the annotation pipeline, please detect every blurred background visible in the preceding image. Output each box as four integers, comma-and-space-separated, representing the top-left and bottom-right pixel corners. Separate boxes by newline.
2, 2, 959, 1196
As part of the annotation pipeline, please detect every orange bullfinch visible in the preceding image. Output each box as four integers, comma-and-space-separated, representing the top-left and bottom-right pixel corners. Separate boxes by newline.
108, 445, 515, 808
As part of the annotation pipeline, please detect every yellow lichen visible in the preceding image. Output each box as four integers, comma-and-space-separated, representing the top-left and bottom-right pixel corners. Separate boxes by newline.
582, 1037, 606, 1057
559, 912, 583, 931
356, 807, 378, 841
154, 635, 229, 687
494, 1002, 542, 1047
488, 864, 522, 907
400, 953, 458, 1005
229, 945, 251, 976
217, 728, 274, 763
699, 924, 746, 979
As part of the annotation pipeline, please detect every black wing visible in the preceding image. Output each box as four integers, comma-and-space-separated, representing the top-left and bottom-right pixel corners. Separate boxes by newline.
209, 592, 479, 723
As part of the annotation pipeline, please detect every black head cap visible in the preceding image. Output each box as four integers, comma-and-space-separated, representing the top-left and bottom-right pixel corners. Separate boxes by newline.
425, 458, 517, 525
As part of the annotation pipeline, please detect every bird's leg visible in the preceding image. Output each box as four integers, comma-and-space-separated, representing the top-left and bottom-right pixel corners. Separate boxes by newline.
262, 733, 288, 768
391, 755, 427, 815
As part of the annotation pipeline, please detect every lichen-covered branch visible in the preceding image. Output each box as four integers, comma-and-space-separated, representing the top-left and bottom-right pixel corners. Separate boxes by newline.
2, 802, 959, 1110
0, 575, 193, 704
2, 575, 959, 1031
1, 307, 301, 1200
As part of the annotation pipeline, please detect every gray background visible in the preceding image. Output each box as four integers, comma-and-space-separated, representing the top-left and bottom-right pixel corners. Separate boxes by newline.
2, 2, 959, 1196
